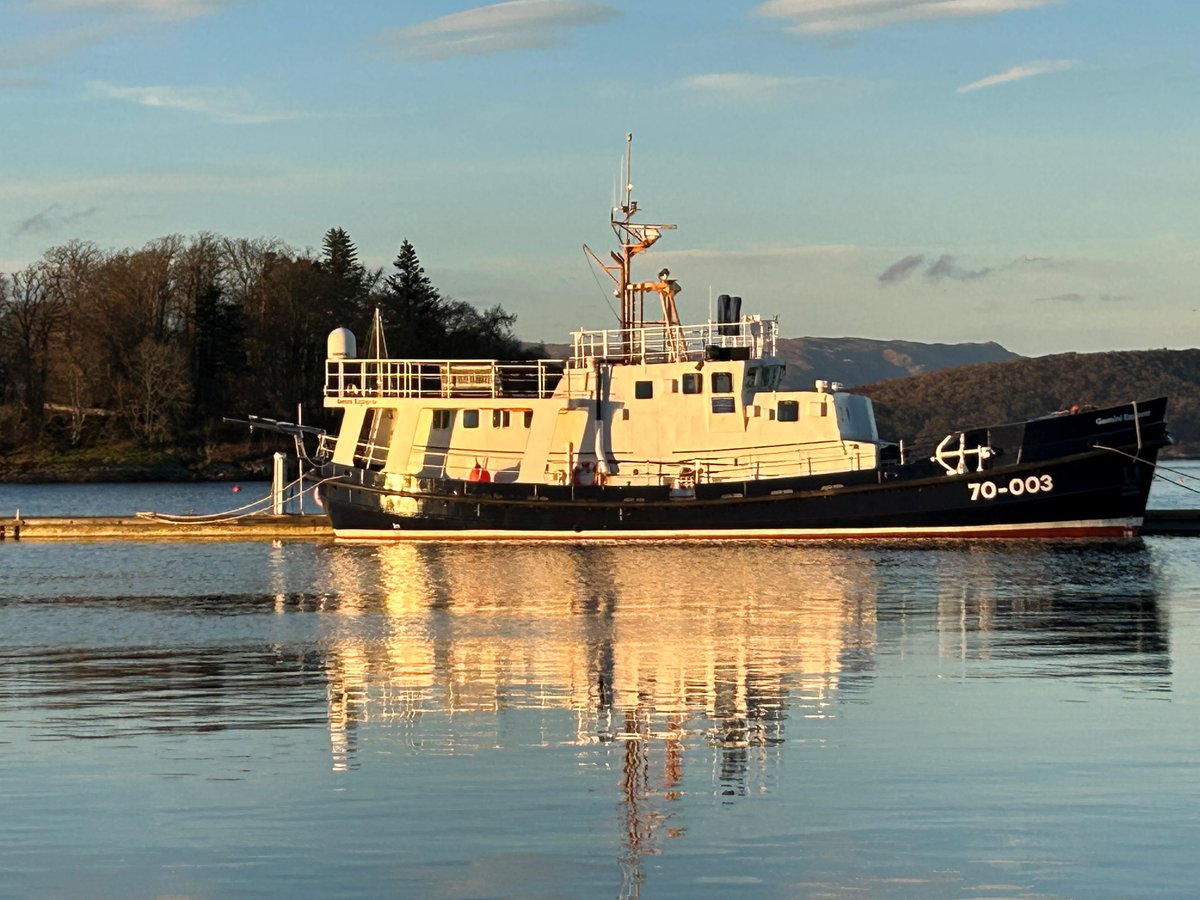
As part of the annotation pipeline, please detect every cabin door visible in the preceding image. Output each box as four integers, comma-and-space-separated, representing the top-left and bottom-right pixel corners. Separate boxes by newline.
548, 408, 589, 481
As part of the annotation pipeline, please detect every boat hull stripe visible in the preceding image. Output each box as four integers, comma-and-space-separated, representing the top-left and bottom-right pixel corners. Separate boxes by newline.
332, 517, 1142, 543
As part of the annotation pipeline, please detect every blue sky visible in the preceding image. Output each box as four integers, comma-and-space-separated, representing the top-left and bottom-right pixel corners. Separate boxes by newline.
1, 0, 1196, 355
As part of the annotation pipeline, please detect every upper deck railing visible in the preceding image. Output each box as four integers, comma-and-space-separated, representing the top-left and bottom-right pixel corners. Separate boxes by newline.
323, 318, 779, 401
324, 358, 567, 402
569, 316, 777, 365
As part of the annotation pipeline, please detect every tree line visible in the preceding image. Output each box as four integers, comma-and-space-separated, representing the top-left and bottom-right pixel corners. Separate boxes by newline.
0, 229, 532, 453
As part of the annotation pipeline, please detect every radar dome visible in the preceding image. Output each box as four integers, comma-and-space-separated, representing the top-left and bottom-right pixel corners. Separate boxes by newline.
327, 327, 357, 360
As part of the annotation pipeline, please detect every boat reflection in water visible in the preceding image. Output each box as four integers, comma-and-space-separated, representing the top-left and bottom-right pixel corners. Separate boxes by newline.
321, 542, 880, 764
927, 543, 1170, 681
311, 540, 1168, 894
319, 542, 879, 891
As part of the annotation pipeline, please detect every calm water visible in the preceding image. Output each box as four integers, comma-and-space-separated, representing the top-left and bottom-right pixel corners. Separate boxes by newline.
1, 467, 1199, 898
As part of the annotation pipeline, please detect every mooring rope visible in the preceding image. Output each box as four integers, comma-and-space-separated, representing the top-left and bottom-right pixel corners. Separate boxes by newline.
1093, 443, 1200, 496
136, 474, 347, 524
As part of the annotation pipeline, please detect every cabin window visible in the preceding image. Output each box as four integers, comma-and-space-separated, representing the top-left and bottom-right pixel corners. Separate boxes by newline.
432, 409, 453, 430
711, 397, 736, 414
711, 372, 733, 394
682, 372, 702, 394
463, 409, 480, 428
492, 409, 511, 428
635, 380, 654, 400
777, 400, 799, 422
523, 410, 534, 428
745, 366, 760, 388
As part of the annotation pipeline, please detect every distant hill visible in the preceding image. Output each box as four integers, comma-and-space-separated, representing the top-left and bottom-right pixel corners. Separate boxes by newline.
774, 337, 1021, 390
860, 349, 1200, 458
533, 336, 1021, 389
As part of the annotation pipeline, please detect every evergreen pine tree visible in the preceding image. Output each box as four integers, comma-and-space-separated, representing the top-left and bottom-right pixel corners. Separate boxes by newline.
321, 228, 359, 283
319, 227, 371, 335
384, 239, 445, 355
191, 282, 246, 424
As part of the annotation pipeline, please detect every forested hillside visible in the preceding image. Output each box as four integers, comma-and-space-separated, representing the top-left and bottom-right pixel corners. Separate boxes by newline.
774, 336, 1020, 389
862, 349, 1200, 457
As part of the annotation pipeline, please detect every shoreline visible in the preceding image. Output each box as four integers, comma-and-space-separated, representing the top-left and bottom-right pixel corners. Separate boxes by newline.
0, 458, 277, 485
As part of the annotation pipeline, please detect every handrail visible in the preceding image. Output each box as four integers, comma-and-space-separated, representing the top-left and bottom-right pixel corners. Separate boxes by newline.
328, 434, 870, 486
324, 358, 567, 400
569, 317, 777, 364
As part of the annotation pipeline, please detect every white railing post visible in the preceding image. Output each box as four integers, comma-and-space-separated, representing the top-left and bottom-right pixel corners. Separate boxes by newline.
272, 452, 286, 515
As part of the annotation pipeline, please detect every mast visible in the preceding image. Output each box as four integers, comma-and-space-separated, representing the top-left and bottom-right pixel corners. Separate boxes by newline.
585, 133, 682, 361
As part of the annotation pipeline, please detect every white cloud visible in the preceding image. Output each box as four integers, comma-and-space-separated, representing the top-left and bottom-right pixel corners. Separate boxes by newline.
675, 72, 867, 101
4, 0, 238, 68
0, 170, 368, 204
955, 58, 1078, 93
87, 80, 299, 124
20, 0, 234, 20
756, 0, 1058, 34
660, 244, 861, 262
380, 0, 618, 61
0, 22, 125, 68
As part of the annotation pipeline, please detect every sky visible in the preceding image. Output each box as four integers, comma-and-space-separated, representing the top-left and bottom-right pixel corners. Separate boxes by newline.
1, 0, 1197, 356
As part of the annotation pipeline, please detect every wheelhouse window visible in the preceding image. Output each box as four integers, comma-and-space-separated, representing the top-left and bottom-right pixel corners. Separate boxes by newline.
463, 409, 480, 428
777, 400, 799, 422
432, 409, 453, 430
711, 372, 733, 394
682, 372, 702, 394
523, 410, 533, 428
745, 366, 760, 388
635, 380, 654, 399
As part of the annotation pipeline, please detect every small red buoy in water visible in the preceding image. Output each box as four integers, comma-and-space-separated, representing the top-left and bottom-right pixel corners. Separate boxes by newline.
232, 485, 241, 493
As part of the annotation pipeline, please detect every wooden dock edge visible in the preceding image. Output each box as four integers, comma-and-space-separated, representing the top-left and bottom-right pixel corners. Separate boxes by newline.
0, 514, 333, 541
0, 510, 1196, 541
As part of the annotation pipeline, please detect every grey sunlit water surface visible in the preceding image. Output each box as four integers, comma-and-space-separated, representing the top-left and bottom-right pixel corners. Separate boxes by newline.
1, 467, 1199, 898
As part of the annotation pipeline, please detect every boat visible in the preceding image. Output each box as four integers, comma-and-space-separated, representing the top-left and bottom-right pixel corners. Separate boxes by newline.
312, 137, 1169, 541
